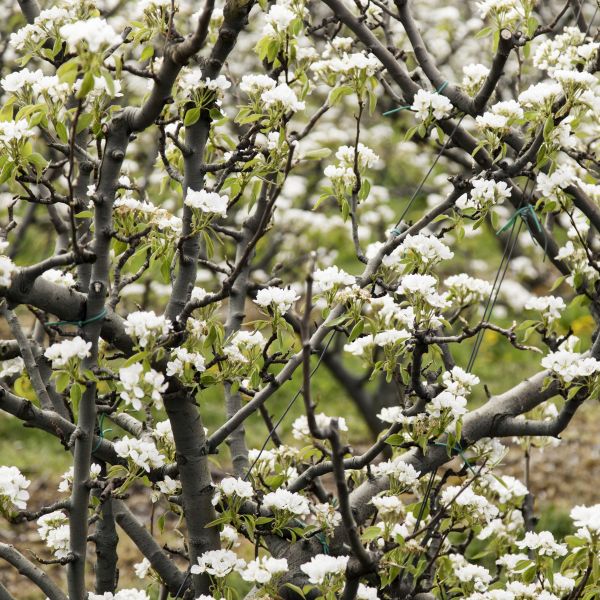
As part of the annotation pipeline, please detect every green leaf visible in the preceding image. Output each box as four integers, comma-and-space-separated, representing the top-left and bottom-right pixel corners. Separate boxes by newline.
362, 526, 383, 541
475, 26, 493, 39
57, 59, 79, 85
140, 45, 154, 62
128, 246, 149, 272
70, 382, 82, 407
184, 107, 201, 126
27, 152, 47, 177
55, 371, 70, 393
384, 434, 406, 446
0, 160, 14, 185
160, 256, 171, 283
328, 85, 354, 106
284, 584, 306, 599
302, 148, 332, 160
348, 320, 364, 342
77, 71, 95, 100
55, 121, 69, 143
76, 112, 93, 134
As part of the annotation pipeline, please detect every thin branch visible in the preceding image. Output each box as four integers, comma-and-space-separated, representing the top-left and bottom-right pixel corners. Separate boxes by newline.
0, 543, 67, 600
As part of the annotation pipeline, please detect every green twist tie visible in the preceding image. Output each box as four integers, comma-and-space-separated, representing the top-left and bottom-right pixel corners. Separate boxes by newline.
92, 413, 112, 453
315, 531, 330, 554
292, 518, 328, 552
46, 307, 108, 328
433, 441, 476, 474
384, 82, 449, 116
496, 205, 542, 238
383, 105, 411, 116
390, 227, 403, 237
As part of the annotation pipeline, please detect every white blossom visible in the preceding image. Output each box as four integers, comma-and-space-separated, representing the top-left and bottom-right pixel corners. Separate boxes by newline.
119, 364, 167, 411
89, 590, 150, 600
456, 178, 511, 211
42, 269, 76, 288
124, 311, 172, 348
37, 511, 69, 558
476, 112, 508, 130
263, 489, 310, 516
184, 189, 229, 217
312, 502, 342, 529
357, 584, 380, 600
374, 329, 411, 347
491, 99, 523, 121
166, 347, 206, 377
516, 531, 567, 557
223, 330, 265, 363
220, 525, 239, 547
496, 552, 530, 570
518, 81, 563, 110
58, 463, 100, 493
442, 367, 479, 397
44, 336, 91, 368
59, 18, 120, 52
445, 273, 492, 303
553, 69, 597, 92
0, 119, 34, 145
546, 573, 576, 595
238, 556, 288, 584
156, 475, 180, 497
398, 274, 449, 309
524, 295, 566, 323
190, 549, 244, 577
455, 563, 492, 592
300, 554, 349, 585
218, 476, 254, 499
292, 413, 348, 440
0, 256, 17, 288
335, 144, 380, 170
153, 420, 174, 445
264, 4, 296, 31
570, 504, 600, 535
313, 266, 355, 292
372, 458, 420, 487
0, 357, 24, 379
371, 494, 404, 515
483, 474, 528, 504
541, 350, 600, 382
411, 89, 453, 121
462, 63, 490, 94
240, 74, 276, 94
398, 233, 454, 266
114, 437, 165, 472
254, 286, 299, 313
134, 558, 152, 579
0, 465, 30, 512
261, 83, 305, 112
427, 390, 467, 421
440, 486, 498, 522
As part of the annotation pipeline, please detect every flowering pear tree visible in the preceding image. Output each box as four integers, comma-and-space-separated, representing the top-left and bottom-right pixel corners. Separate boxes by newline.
1, 0, 600, 598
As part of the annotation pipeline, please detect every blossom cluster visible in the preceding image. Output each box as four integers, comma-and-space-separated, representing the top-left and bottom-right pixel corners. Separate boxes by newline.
0, 466, 30, 515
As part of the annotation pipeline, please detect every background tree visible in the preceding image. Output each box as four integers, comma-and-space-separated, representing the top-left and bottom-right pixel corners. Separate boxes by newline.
0, 0, 599, 599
